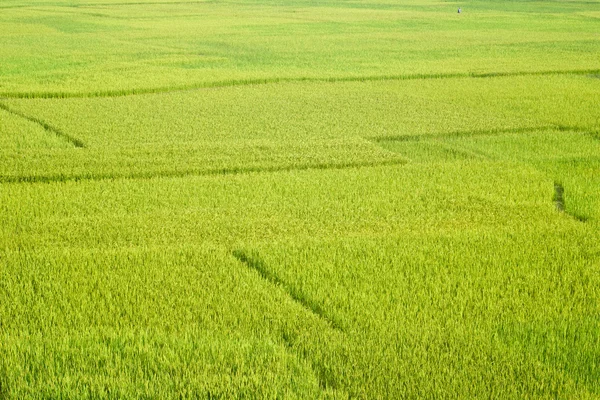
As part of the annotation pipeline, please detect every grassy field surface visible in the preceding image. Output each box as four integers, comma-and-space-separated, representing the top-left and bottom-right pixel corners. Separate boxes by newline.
1, 0, 599, 398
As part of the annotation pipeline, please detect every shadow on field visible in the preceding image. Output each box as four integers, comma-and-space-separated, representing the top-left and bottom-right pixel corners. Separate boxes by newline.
554, 182, 588, 222
554, 183, 566, 212
0, 362, 8, 399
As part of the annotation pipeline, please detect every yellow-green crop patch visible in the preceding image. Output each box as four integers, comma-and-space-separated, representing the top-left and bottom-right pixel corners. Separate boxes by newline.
1, 0, 599, 397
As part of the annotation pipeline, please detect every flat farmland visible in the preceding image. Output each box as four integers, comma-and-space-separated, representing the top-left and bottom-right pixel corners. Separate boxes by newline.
1, 0, 599, 398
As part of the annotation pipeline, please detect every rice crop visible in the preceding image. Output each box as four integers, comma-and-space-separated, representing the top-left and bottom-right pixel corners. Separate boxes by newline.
1, 0, 599, 397
1, 0, 599, 97
2, 75, 599, 183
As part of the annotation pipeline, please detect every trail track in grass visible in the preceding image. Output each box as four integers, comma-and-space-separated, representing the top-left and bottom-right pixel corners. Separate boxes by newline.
371, 125, 597, 143
2, 68, 599, 99
232, 249, 345, 390
0, 102, 85, 147
233, 249, 345, 333
0, 158, 407, 185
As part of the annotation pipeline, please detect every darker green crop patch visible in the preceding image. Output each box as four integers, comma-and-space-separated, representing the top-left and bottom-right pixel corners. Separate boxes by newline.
0, 364, 9, 399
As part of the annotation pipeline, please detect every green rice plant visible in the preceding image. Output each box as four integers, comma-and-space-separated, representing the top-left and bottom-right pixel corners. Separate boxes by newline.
0, 245, 348, 398
0, 0, 599, 96
1, 0, 599, 397
1, 75, 598, 183
250, 231, 599, 397
380, 128, 600, 222
2, 161, 598, 397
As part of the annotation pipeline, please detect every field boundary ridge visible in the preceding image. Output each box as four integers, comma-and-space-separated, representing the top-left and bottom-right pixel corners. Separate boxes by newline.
371, 125, 596, 143
232, 249, 344, 332
232, 249, 345, 391
2, 68, 599, 99
0, 102, 85, 148
0, 158, 407, 185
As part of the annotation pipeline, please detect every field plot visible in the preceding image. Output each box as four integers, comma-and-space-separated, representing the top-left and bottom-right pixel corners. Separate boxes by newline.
2, 75, 599, 182
1, 0, 600, 398
1, 0, 600, 97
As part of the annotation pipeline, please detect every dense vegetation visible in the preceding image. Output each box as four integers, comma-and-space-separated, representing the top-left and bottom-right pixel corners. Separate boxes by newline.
1, 0, 599, 397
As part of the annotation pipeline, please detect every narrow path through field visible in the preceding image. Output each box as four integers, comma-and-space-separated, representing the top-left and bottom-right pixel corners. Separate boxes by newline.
232, 250, 344, 332
232, 249, 344, 391
2, 68, 598, 99
0, 102, 85, 148
0, 159, 407, 185
370, 125, 593, 143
